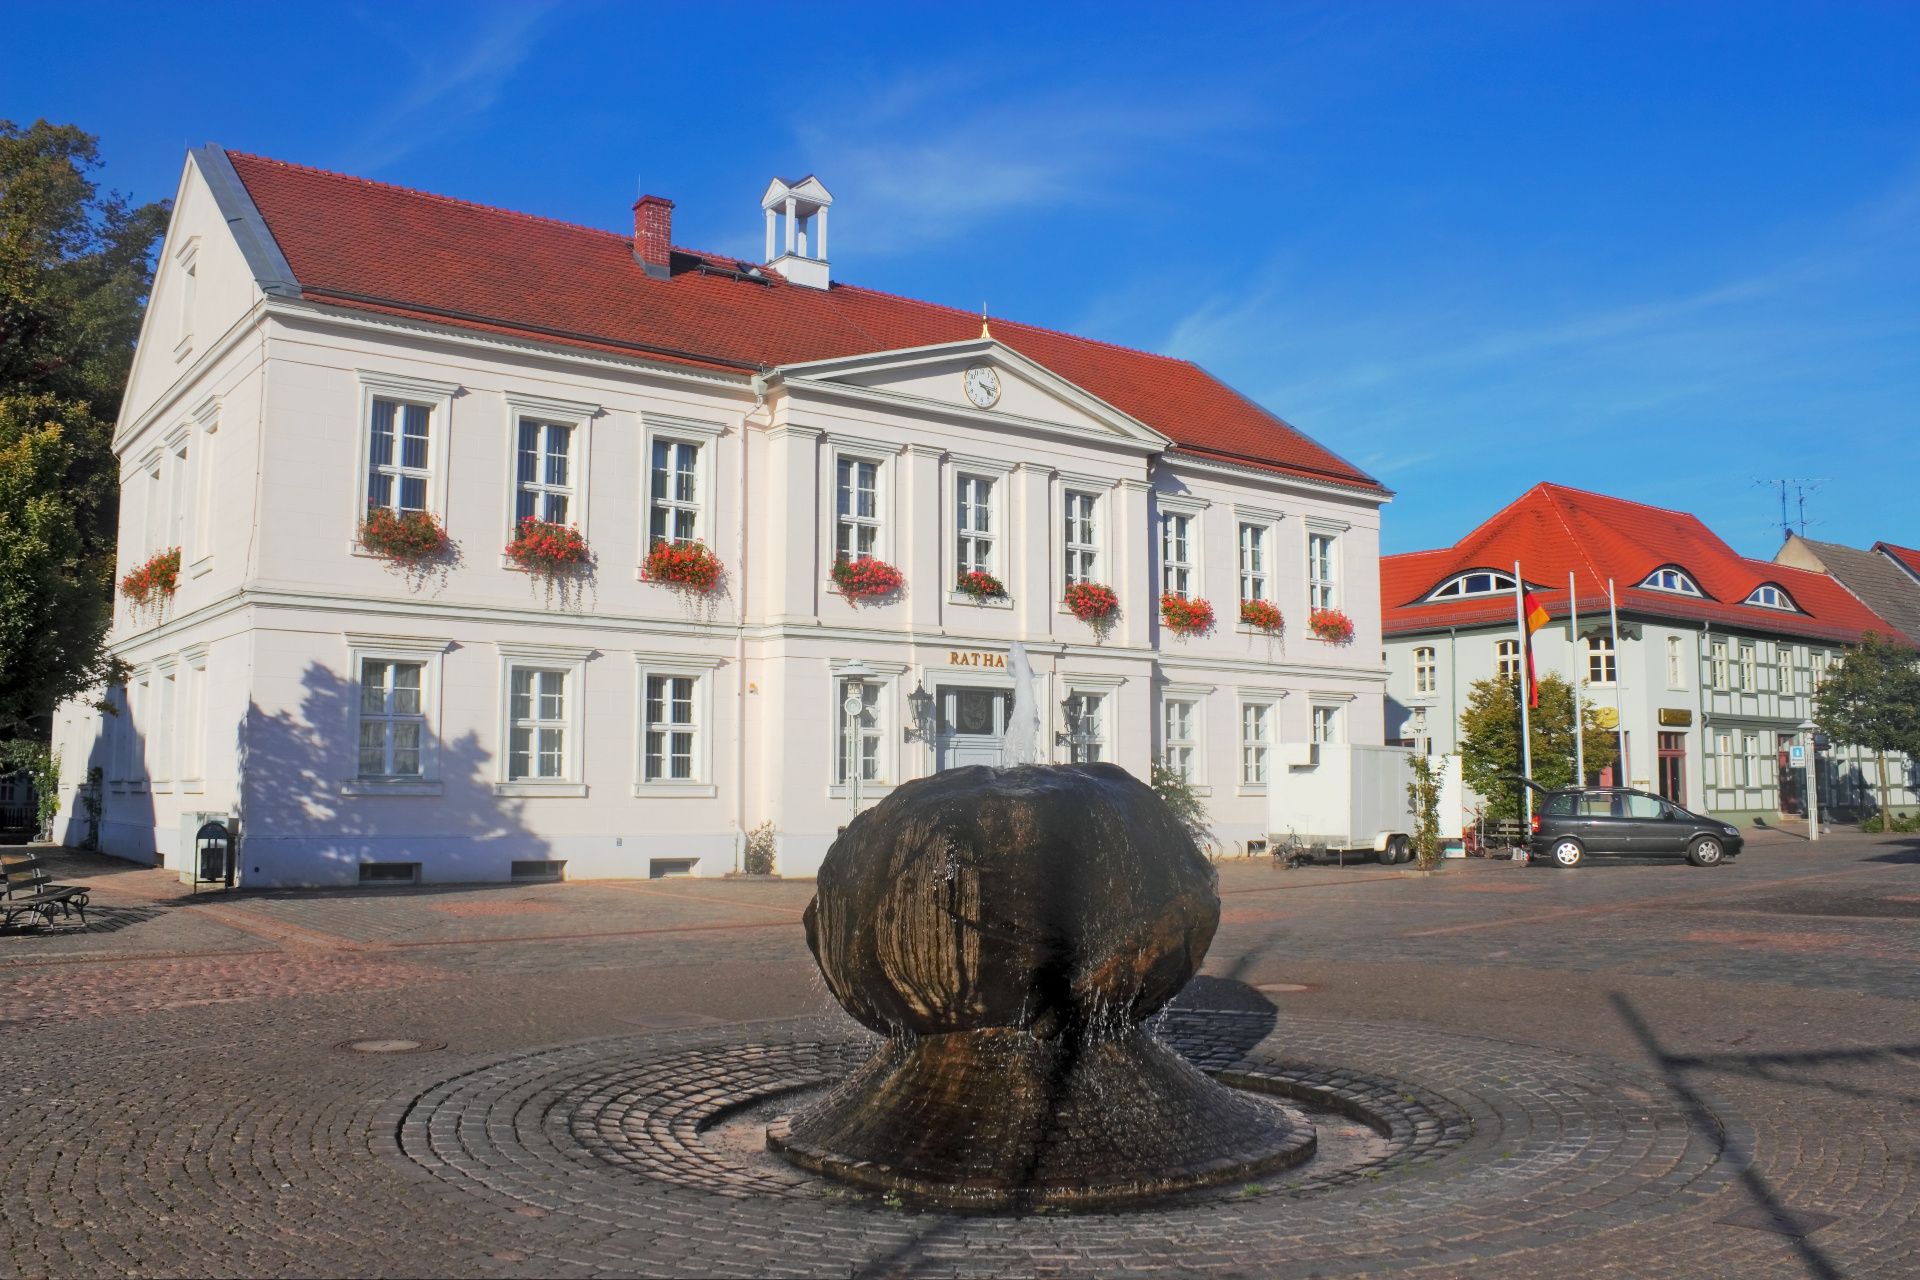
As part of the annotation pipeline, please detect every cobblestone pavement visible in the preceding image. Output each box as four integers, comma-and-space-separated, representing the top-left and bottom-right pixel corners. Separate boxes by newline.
4, 828, 1917, 1277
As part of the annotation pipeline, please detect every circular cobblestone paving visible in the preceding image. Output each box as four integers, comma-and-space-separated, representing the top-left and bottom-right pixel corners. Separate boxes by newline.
387, 1008, 1753, 1277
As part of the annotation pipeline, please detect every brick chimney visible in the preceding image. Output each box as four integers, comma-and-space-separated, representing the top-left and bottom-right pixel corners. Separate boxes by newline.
633, 194, 674, 279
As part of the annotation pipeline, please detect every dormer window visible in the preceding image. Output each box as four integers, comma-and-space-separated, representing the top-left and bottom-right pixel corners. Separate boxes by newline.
1426, 569, 1515, 601
1641, 566, 1702, 597
1743, 583, 1798, 612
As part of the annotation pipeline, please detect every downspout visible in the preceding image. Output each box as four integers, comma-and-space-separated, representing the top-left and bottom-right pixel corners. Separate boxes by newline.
734, 375, 767, 872
1697, 621, 1711, 812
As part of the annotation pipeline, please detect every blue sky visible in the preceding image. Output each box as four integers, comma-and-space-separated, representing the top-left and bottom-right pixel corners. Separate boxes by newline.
8, 1, 1918, 557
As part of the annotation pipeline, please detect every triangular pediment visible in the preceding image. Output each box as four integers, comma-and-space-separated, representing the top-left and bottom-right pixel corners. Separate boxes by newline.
772, 339, 1169, 447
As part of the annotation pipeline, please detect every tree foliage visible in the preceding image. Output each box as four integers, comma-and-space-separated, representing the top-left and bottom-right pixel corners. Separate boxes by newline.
1406, 753, 1444, 870
1150, 759, 1212, 846
1457, 673, 1618, 819
1815, 632, 1920, 824
0, 119, 168, 738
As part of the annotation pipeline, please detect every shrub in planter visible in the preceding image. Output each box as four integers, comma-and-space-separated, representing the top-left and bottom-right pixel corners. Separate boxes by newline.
505, 518, 590, 575
1160, 593, 1216, 637
359, 507, 450, 563
832, 556, 904, 601
1239, 599, 1284, 633
1308, 608, 1355, 644
643, 539, 725, 592
954, 569, 1007, 602
1064, 582, 1119, 626
743, 820, 777, 875
120, 547, 181, 613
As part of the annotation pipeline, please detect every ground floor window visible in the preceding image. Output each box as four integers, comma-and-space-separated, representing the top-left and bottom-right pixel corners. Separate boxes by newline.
642, 674, 698, 782
836, 677, 885, 785
1064, 692, 1105, 764
359, 658, 424, 778
1240, 702, 1272, 786
1311, 704, 1341, 744
509, 667, 570, 781
1163, 698, 1198, 781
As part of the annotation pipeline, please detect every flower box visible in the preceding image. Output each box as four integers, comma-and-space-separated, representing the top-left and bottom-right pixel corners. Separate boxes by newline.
505, 518, 590, 575
1159, 593, 1216, 637
358, 508, 450, 563
643, 539, 724, 592
832, 556, 904, 601
1239, 599, 1284, 633
954, 569, 1007, 602
120, 547, 181, 613
1308, 608, 1355, 644
1063, 582, 1119, 625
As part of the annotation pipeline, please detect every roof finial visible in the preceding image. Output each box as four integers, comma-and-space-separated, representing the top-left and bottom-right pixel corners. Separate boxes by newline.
981, 301, 991, 340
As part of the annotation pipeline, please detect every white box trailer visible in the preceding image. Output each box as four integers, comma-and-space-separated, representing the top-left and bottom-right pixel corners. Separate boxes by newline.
1266, 744, 1463, 864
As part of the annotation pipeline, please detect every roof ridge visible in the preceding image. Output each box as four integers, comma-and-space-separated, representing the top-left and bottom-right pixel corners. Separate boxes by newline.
1537, 484, 1608, 591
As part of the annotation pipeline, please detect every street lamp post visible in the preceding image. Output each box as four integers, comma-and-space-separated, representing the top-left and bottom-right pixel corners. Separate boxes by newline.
841, 660, 875, 826
1798, 717, 1820, 843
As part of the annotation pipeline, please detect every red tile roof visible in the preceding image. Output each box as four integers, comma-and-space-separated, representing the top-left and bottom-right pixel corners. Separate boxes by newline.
1381, 482, 1908, 644
221, 151, 1384, 495
1876, 542, 1920, 582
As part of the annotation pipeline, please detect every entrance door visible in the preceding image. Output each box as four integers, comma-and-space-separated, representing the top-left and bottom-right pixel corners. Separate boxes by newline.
1657, 732, 1686, 805
938, 686, 1008, 770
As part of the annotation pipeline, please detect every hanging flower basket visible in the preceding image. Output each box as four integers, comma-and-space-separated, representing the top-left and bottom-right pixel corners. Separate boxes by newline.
1308, 607, 1355, 644
358, 508, 450, 564
1064, 582, 1119, 626
832, 556, 904, 602
643, 540, 725, 592
505, 518, 591, 575
1160, 593, 1216, 637
954, 569, 1007, 602
1239, 599, 1285, 633
120, 547, 181, 614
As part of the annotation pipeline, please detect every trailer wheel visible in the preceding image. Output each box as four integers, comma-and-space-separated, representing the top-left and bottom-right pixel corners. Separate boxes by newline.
1383, 835, 1410, 865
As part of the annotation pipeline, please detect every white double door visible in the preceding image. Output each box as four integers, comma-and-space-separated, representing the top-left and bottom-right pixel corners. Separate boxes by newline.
936, 685, 1010, 769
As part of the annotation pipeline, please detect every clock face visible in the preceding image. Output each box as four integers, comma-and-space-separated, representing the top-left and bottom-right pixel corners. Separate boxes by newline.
963, 363, 1001, 409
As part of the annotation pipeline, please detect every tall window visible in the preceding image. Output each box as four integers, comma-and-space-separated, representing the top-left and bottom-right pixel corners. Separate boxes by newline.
836, 678, 884, 784
1710, 640, 1729, 689
515, 419, 574, 525
367, 399, 431, 513
359, 659, 425, 778
1240, 703, 1272, 786
1586, 634, 1617, 685
1742, 731, 1762, 785
1162, 699, 1198, 781
156, 669, 176, 783
1667, 635, 1685, 688
649, 439, 700, 545
1308, 532, 1338, 609
183, 655, 207, 784
508, 667, 569, 781
1065, 691, 1105, 764
1414, 647, 1437, 694
956, 474, 995, 576
1777, 647, 1792, 694
1161, 513, 1193, 597
1238, 523, 1268, 602
1496, 639, 1521, 680
1311, 704, 1341, 744
1713, 730, 1734, 787
1063, 491, 1099, 585
169, 438, 191, 556
835, 458, 880, 561
643, 674, 698, 782
1739, 644, 1757, 692
1811, 651, 1830, 689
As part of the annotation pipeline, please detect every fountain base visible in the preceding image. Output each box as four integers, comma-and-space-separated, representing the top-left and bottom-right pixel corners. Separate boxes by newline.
767, 1026, 1315, 1211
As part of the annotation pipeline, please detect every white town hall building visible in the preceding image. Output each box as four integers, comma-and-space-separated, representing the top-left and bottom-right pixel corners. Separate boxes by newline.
51, 147, 1390, 884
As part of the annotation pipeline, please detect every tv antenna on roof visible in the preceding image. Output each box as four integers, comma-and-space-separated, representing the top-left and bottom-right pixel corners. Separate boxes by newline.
1753, 478, 1827, 541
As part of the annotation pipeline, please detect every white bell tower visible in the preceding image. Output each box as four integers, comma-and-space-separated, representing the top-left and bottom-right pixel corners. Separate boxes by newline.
761, 175, 833, 290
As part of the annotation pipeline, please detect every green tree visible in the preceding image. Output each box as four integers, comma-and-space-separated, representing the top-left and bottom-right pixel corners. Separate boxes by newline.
1815, 633, 1920, 826
1406, 753, 1444, 870
0, 119, 168, 738
1150, 759, 1211, 846
1457, 673, 1617, 820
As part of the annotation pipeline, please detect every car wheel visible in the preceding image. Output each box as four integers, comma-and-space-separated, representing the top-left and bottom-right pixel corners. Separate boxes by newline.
1688, 836, 1725, 867
1383, 835, 1409, 865
1549, 838, 1584, 869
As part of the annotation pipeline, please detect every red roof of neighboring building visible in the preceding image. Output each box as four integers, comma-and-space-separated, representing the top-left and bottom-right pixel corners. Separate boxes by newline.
1876, 542, 1920, 582
1381, 483, 1908, 644
221, 151, 1384, 495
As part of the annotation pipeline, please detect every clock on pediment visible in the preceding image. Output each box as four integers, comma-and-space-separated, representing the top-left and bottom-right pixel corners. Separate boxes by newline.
963, 363, 1002, 409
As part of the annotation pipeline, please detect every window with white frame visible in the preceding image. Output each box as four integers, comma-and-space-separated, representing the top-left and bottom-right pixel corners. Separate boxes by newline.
181, 651, 207, 786
141, 456, 163, 556
1739, 644, 1757, 692
642, 674, 699, 782
1240, 702, 1273, 786
1064, 691, 1105, 764
1743, 731, 1762, 785
1811, 650, 1830, 689
1308, 532, 1338, 610
359, 659, 426, 778
1667, 635, 1686, 688
1744, 584, 1796, 611
173, 243, 197, 357
835, 457, 881, 561
1162, 698, 1199, 781
1238, 523, 1269, 602
1496, 639, 1521, 680
1713, 730, 1734, 787
1161, 513, 1194, 597
1586, 634, 1617, 686
1063, 491, 1099, 586
1311, 704, 1342, 744
508, 667, 570, 781
367, 398, 433, 515
1777, 647, 1792, 694
1426, 569, 1516, 600
155, 667, 176, 784
1642, 566, 1703, 596
514, 418, 575, 525
648, 438, 701, 545
835, 677, 885, 784
1414, 646, 1437, 694
1710, 640, 1729, 689
955, 473, 995, 576
168, 434, 191, 558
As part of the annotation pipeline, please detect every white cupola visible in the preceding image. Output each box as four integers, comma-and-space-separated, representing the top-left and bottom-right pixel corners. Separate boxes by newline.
761, 175, 832, 290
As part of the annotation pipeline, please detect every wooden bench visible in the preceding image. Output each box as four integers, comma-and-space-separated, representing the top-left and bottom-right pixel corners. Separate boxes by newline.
1, 852, 90, 929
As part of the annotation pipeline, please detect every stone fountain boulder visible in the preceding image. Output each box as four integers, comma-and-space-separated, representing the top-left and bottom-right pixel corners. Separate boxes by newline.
769, 763, 1312, 1210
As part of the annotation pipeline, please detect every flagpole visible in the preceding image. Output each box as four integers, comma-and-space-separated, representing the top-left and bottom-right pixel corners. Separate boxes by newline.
1570, 571, 1585, 785
1514, 560, 1534, 829
1608, 577, 1626, 784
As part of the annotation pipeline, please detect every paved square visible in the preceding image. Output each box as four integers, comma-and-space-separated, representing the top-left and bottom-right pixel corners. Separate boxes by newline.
4, 828, 1916, 1277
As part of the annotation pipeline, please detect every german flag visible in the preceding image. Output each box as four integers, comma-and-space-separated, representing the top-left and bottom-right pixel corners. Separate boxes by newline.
1522, 589, 1550, 708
